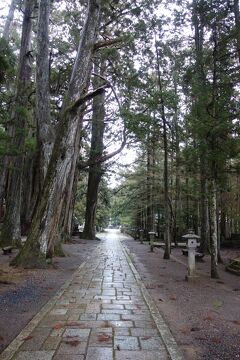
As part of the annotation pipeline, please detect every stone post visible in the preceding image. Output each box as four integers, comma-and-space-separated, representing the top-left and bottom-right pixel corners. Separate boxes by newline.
139, 229, 144, 244
149, 231, 155, 252
182, 232, 200, 281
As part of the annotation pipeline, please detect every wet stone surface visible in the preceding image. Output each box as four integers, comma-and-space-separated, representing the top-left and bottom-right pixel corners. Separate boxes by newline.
2, 231, 175, 360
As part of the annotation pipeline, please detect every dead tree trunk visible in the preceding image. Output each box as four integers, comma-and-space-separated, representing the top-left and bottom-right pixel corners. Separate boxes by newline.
0, 0, 35, 247
12, 0, 102, 267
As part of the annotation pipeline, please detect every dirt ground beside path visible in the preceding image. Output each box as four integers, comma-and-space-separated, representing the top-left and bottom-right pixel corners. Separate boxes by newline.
0, 238, 99, 353
122, 238, 240, 360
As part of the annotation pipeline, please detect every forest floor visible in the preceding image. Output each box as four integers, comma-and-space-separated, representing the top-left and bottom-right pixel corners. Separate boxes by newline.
0, 234, 240, 360
122, 238, 240, 360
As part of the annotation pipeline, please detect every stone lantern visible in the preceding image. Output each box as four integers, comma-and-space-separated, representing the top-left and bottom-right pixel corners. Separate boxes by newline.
182, 231, 200, 281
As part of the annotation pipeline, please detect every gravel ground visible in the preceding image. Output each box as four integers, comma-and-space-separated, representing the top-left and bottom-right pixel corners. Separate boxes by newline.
122, 238, 240, 360
0, 237, 99, 353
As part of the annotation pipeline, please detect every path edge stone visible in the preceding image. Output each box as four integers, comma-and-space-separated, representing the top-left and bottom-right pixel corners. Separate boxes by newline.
121, 242, 185, 360
0, 259, 88, 360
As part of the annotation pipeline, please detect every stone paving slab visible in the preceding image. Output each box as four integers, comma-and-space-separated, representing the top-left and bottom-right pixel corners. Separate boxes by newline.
0, 231, 184, 360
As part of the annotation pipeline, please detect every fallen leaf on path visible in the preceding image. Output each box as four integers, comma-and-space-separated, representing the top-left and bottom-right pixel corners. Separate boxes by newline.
232, 320, 240, 325
146, 284, 156, 289
52, 323, 64, 330
97, 334, 111, 342
64, 340, 80, 346
191, 327, 201, 332
169, 295, 177, 301
203, 315, 214, 321
22, 336, 33, 341
211, 337, 221, 343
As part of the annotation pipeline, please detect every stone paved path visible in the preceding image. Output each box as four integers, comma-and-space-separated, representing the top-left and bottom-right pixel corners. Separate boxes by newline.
0, 230, 183, 360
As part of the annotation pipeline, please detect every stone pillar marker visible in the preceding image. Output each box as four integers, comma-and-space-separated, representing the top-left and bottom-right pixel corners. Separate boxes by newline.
148, 231, 155, 252
182, 231, 200, 281
139, 229, 144, 244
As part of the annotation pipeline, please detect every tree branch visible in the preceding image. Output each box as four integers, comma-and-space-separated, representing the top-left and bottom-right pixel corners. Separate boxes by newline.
78, 74, 127, 170
94, 37, 124, 51
65, 83, 109, 115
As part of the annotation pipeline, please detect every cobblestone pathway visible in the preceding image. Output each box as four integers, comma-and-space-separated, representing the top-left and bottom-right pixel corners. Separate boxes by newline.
0, 231, 183, 360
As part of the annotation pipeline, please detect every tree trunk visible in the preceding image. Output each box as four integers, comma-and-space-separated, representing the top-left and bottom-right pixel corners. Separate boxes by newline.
0, 0, 18, 214
209, 24, 219, 279
0, 0, 35, 248
3, 0, 17, 40
155, 43, 171, 259
209, 179, 219, 278
12, 0, 102, 267
21, 152, 39, 234
61, 165, 80, 243
82, 60, 106, 240
146, 140, 154, 233
199, 157, 210, 253
233, 0, 240, 63
173, 78, 180, 245
36, 0, 54, 184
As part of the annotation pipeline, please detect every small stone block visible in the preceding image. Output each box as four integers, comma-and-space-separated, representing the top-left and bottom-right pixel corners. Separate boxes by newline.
56, 340, 87, 354
63, 328, 90, 338
115, 350, 169, 360
86, 347, 113, 360
50, 309, 68, 315
41, 337, 61, 350
97, 314, 120, 321
89, 331, 113, 347
13, 351, 55, 360
53, 355, 84, 360
114, 336, 139, 350
139, 336, 164, 350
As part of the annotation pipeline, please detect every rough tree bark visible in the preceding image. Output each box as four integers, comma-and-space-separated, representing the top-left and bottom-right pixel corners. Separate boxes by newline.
209, 24, 220, 278
82, 60, 106, 240
0, 0, 35, 247
192, 0, 210, 253
155, 42, 171, 259
172, 76, 180, 245
0, 0, 19, 221
12, 0, 103, 267
36, 0, 54, 184
209, 179, 219, 278
233, 0, 240, 63
146, 138, 154, 233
